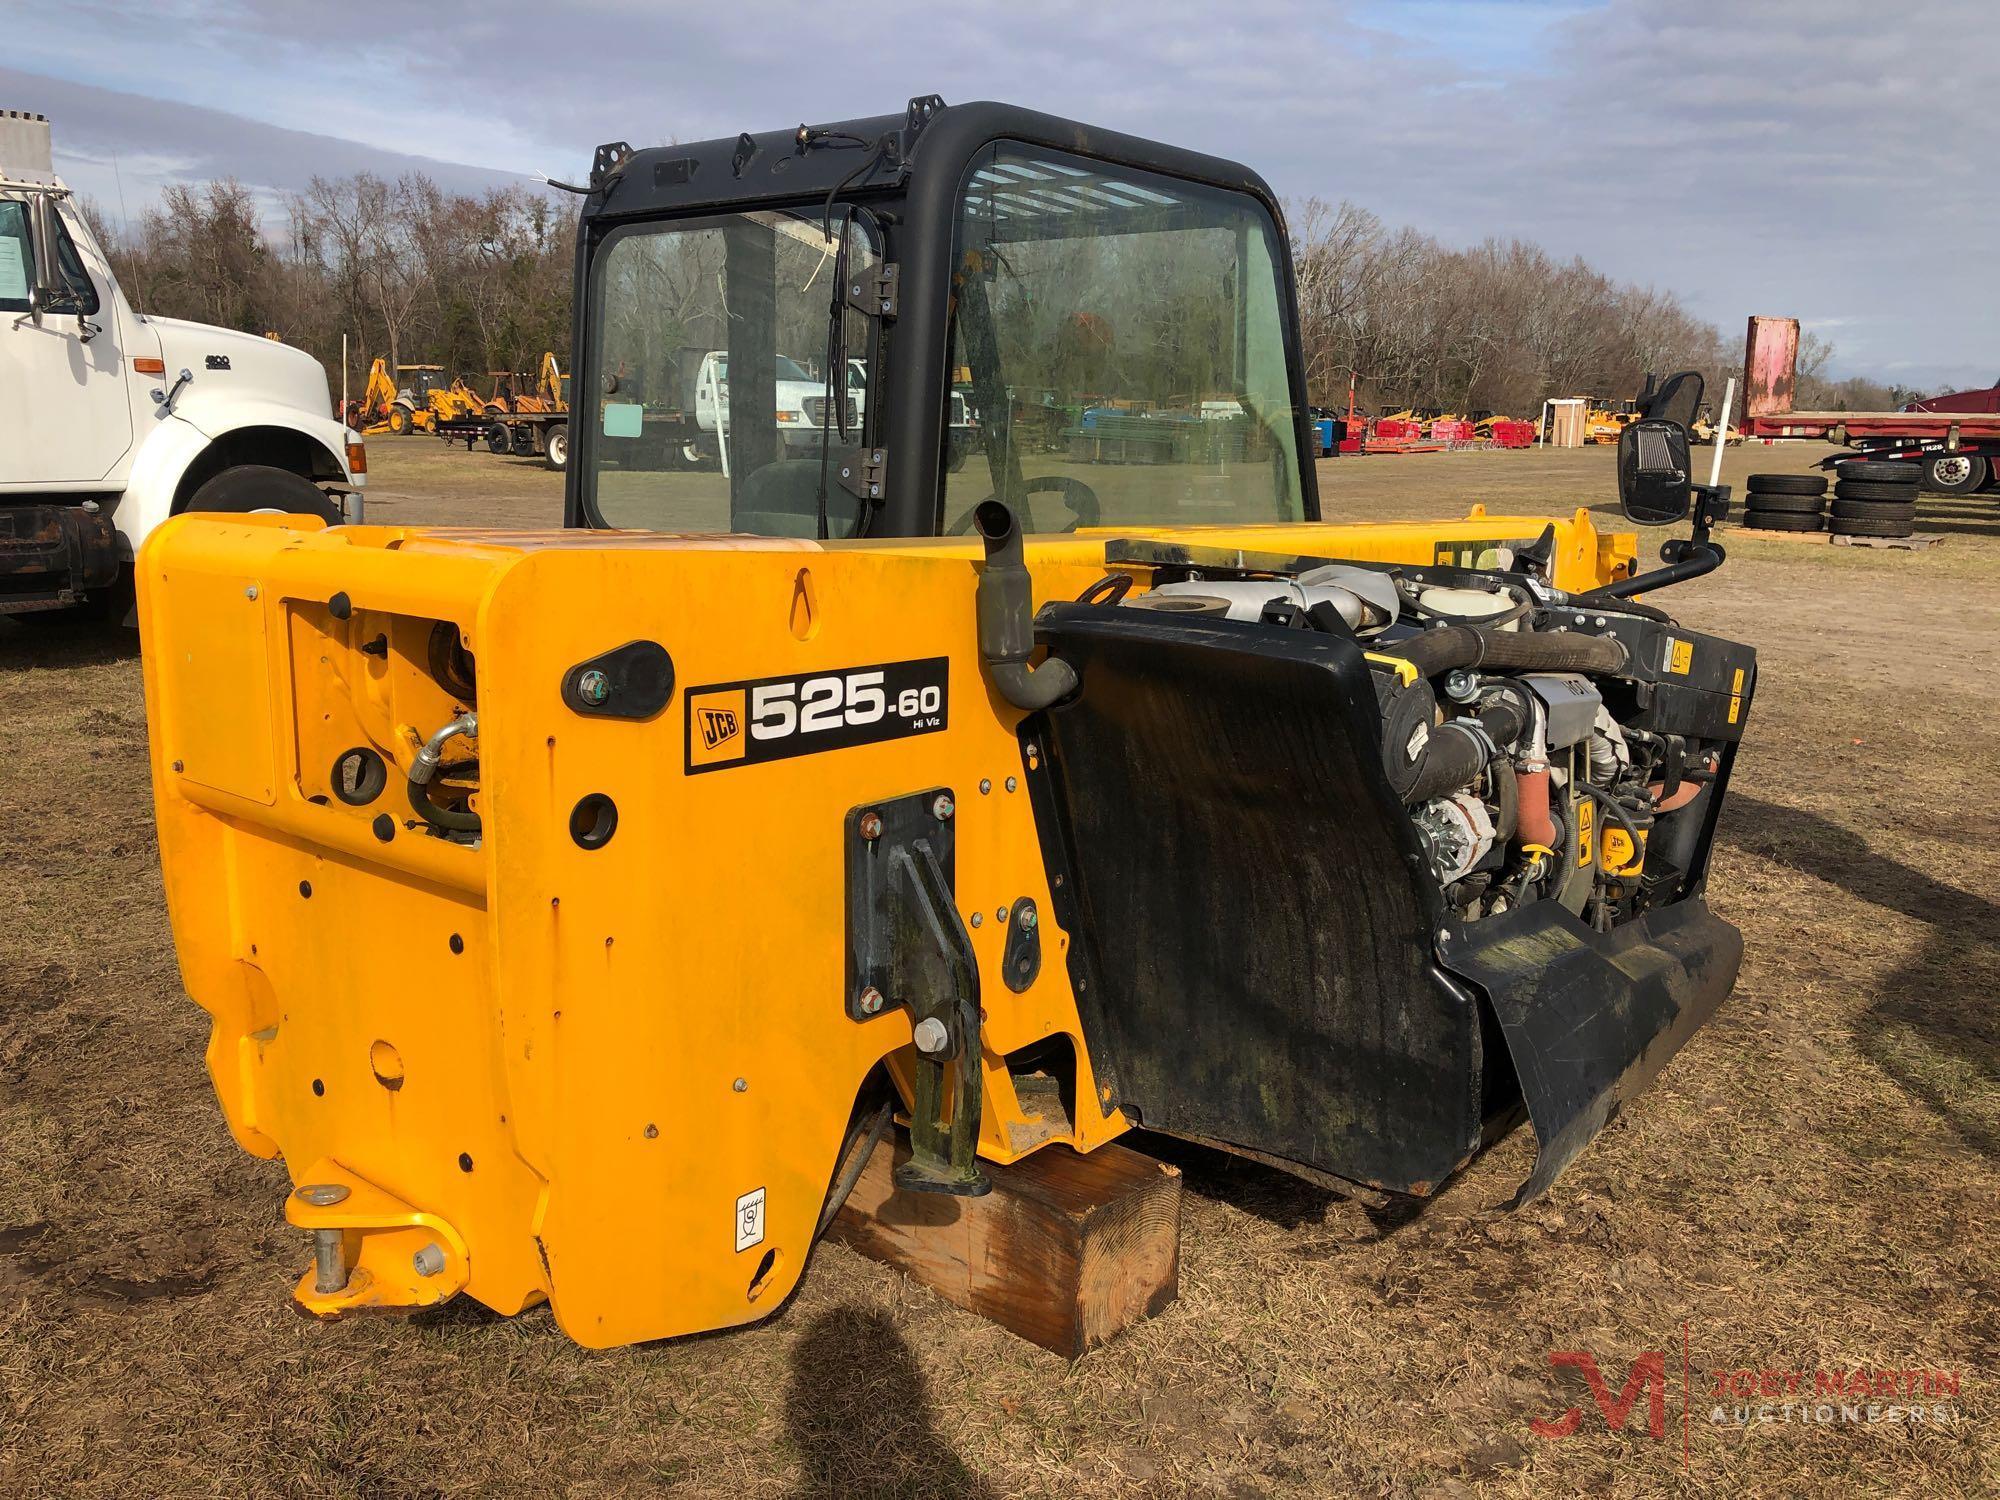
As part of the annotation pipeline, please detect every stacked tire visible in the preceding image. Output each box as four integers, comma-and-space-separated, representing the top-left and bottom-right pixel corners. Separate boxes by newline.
1742, 473, 1826, 532
1829, 460, 1919, 539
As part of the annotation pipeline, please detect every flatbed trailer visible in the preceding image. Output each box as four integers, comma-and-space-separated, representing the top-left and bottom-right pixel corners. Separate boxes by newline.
1740, 315, 2000, 493
1740, 409, 2000, 493
439, 409, 570, 470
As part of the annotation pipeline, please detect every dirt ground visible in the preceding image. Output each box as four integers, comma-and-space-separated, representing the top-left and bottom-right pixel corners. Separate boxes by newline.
2, 437, 1995, 1497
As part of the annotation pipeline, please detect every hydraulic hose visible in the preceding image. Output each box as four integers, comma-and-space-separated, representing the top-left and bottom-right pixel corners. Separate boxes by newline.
1384, 622, 1628, 681
408, 711, 481, 835
974, 500, 1079, 711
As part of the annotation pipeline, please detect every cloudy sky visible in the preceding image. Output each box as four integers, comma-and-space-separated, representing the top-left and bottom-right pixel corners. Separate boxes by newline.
7, 0, 1992, 390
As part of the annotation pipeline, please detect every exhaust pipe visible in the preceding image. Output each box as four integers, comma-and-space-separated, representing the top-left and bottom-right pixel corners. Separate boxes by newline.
973, 501, 1078, 711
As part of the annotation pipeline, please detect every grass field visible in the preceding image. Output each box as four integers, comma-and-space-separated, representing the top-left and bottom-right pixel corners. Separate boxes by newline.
2, 437, 1995, 1496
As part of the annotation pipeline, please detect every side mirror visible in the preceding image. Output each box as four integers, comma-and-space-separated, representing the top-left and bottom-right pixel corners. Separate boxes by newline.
1617, 418, 1692, 525
25, 194, 82, 317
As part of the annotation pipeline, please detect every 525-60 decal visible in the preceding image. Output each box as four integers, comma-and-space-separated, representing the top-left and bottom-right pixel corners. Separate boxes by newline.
684, 658, 949, 773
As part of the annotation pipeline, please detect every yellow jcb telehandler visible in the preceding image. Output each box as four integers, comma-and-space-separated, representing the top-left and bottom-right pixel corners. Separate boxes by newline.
141, 99, 1755, 1351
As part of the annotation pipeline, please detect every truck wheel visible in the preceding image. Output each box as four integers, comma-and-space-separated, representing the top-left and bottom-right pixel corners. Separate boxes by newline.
1835, 459, 1920, 484
1831, 498, 1917, 521
544, 424, 569, 471
1834, 479, 1921, 503
1924, 453, 1987, 494
1744, 473, 1825, 496
485, 423, 511, 454
387, 405, 413, 436
186, 464, 343, 524
1738, 490, 1822, 513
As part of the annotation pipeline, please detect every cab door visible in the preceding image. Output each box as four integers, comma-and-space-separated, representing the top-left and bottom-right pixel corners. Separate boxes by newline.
0, 195, 133, 485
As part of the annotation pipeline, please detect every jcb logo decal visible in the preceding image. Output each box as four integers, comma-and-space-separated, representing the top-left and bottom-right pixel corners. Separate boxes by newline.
684, 658, 948, 774
697, 705, 741, 750
685, 688, 749, 768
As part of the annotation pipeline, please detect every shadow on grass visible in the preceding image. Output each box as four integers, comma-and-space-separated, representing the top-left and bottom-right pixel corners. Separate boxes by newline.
1721, 793, 1998, 1158
0, 616, 140, 668
1129, 1131, 1399, 1232
785, 1305, 992, 1500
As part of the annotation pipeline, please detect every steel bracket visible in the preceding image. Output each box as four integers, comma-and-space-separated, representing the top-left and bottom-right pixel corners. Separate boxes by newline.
844, 262, 899, 320
844, 789, 990, 1196
832, 445, 888, 506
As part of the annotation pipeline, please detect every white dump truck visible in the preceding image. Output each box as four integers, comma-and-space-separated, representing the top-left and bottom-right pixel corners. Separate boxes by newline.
1, 110, 361, 620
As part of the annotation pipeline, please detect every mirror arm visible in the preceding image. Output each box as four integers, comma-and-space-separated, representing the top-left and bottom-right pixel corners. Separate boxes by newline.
1579, 483, 1731, 602
1577, 539, 1724, 602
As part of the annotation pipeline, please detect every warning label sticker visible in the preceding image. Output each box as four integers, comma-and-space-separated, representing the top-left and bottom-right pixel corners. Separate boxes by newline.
735, 1186, 766, 1253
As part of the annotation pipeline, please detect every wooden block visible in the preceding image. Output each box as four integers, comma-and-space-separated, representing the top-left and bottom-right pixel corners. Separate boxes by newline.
827, 1133, 1181, 1357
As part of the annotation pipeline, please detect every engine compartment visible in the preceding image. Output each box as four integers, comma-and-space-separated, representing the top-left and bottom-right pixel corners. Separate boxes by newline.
1112, 542, 1754, 936
1021, 536, 1754, 1200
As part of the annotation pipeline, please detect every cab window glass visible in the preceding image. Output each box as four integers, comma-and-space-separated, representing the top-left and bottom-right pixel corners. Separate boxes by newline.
941, 143, 1304, 534
0, 199, 101, 315
585, 210, 880, 538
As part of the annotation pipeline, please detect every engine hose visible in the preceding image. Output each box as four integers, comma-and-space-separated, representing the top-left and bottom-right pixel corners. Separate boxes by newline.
1382, 622, 1628, 681
1389, 689, 1528, 805
974, 500, 1079, 711
1516, 764, 1557, 847
407, 712, 481, 835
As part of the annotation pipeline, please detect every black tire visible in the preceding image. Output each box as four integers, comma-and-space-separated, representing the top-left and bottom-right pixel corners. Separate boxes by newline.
186, 464, 342, 524
1740, 490, 1824, 513
1831, 499, 1917, 521
509, 425, 536, 458
1745, 473, 1826, 496
485, 423, 510, 455
1924, 453, 1988, 495
1837, 459, 1921, 484
1834, 479, 1920, 503
544, 424, 568, 472
1829, 516, 1916, 538
1740, 510, 1823, 532
387, 404, 413, 436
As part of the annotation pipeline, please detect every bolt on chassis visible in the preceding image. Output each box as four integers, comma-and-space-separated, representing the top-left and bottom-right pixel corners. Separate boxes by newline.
140, 99, 1753, 1347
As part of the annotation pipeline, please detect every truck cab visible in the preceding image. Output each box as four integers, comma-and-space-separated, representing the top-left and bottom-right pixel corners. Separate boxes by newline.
0, 109, 361, 619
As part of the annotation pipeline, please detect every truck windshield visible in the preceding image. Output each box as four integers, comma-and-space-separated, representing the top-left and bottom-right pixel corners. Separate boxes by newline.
585, 209, 879, 538
941, 143, 1305, 533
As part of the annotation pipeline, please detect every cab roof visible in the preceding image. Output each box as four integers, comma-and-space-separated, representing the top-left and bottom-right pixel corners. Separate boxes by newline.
580, 96, 1282, 227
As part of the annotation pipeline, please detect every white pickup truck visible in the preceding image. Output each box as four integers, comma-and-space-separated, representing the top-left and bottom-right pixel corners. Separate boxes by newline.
1, 110, 361, 621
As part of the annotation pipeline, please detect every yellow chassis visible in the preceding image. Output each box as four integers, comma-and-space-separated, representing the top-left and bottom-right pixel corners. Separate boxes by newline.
140, 507, 1634, 1347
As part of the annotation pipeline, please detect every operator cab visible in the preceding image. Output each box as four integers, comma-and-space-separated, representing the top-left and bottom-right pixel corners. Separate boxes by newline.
566, 98, 1314, 541
396, 365, 449, 404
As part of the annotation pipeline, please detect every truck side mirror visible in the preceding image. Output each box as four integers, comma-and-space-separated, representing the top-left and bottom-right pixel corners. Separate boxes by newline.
25, 194, 82, 317
1617, 418, 1692, 525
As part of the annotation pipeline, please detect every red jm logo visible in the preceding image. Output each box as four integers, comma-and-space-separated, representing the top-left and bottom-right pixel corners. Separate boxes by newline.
1531, 1350, 1668, 1440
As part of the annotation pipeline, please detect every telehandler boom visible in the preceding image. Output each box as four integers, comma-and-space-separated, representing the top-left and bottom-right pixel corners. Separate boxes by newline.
141, 99, 1753, 1349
